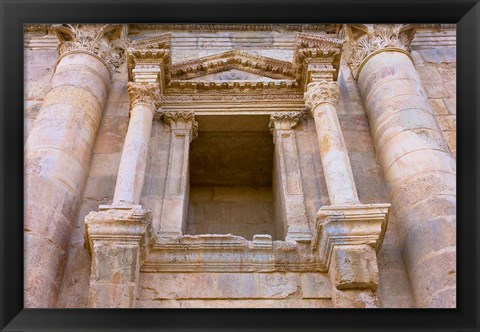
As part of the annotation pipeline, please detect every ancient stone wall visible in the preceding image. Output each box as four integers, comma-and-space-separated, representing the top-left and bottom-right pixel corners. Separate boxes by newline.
24, 24, 455, 308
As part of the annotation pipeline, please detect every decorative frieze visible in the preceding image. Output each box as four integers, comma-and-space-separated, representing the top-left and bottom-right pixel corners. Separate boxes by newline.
127, 82, 161, 110
304, 81, 340, 109
344, 24, 417, 79
53, 24, 127, 74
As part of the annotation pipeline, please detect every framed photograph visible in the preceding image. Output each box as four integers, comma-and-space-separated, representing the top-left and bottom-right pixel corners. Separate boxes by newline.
1, 0, 479, 331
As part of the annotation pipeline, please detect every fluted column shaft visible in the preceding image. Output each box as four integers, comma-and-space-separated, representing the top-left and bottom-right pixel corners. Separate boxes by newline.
304, 81, 360, 205
112, 83, 159, 206
351, 26, 456, 307
24, 24, 124, 307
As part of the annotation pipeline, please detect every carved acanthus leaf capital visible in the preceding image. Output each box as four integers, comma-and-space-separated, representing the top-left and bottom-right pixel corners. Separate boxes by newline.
344, 24, 417, 79
304, 81, 340, 110
163, 111, 199, 141
268, 112, 300, 133
127, 82, 161, 110
53, 24, 127, 75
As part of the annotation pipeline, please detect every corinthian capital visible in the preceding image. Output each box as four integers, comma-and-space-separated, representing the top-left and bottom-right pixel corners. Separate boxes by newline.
268, 112, 300, 133
53, 24, 127, 74
163, 111, 199, 141
127, 82, 161, 110
344, 24, 417, 79
304, 81, 340, 110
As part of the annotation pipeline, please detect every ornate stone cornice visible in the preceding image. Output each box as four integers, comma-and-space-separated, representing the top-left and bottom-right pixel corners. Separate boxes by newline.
163, 111, 199, 141
127, 82, 161, 110
127, 33, 171, 90
344, 24, 417, 79
304, 81, 340, 110
268, 112, 300, 133
53, 24, 127, 75
311, 204, 390, 269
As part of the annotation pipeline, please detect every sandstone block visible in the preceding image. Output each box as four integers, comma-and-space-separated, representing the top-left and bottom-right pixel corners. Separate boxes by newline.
331, 245, 379, 291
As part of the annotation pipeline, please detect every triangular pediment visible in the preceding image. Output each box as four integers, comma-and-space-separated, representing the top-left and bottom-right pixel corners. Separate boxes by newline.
170, 50, 295, 81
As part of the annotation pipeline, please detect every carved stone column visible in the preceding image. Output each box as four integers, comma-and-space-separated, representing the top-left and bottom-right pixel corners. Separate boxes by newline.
346, 24, 456, 308
312, 204, 390, 308
269, 112, 311, 242
111, 82, 160, 207
85, 208, 149, 308
304, 81, 359, 205
157, 111, 198, 240
24, 24, 125, 307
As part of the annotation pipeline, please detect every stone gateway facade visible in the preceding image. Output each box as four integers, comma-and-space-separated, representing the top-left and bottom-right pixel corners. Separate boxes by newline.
24, 24, 456, 308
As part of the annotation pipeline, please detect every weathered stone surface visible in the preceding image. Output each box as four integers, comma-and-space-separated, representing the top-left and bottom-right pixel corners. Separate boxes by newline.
352, 33, 456, 308
24, 24, 454, 309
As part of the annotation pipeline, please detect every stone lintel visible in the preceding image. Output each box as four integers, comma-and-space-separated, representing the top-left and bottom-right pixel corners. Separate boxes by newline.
311, 203, 390, 269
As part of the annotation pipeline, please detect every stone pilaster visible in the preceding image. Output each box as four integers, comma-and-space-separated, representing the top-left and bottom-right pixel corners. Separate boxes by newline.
24, 24, 125, 307
269, 112, 311, 242
346, 24, 456, 308
312, 204, 390, 308
111, 82, 161, 207
157, 111, 198, 240
304, 81, 360, 206
85, 208, 149, 308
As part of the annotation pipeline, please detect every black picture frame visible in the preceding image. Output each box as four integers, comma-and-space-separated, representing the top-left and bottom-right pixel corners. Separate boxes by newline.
1, 0, 479, 331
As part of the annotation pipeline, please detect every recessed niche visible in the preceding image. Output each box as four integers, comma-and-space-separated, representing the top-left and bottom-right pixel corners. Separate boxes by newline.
187, 115, 277, 240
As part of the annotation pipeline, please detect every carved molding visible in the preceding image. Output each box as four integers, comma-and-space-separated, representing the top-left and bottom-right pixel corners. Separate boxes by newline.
127, 82, 161, 110
304, 81, 340, 110
163, 111, 199, 140
53, 24, 127, 74
129, 23, 339, 32
84, 208, 151, 254
144, 234, 324, 273
344, 24, 417, 79
311, 204, 390, 270
268, 112, 300, 132
127, 33, 172, 88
